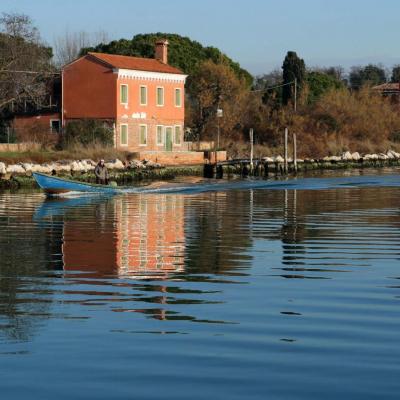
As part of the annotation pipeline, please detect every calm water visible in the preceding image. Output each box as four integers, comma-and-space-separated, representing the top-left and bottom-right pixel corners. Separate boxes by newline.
1, 170, 400, 399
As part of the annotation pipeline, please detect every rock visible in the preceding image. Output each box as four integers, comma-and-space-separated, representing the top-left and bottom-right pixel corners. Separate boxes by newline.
274, 155, 284, 163
378, 153, 389, 160
364, 154, 378, 160
128, 160, 144, 169
0, 162, 6, 175
351, 152, 361, 161
6, 164, 26, 174
143, 160, 161, 169
387, 150, 400, 159
262, 157, 274, 163
20, 163, 34, 172
81, 159, 95, 170
105, 159, 125, 169
341, 151, 353, 161
70, 160, 89, 172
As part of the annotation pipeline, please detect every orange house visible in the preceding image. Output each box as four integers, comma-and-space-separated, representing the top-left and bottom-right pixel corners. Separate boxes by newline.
62, 40, 188, 154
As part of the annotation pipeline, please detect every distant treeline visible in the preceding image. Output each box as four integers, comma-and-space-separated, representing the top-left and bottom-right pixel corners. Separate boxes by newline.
2, 12, 400, 158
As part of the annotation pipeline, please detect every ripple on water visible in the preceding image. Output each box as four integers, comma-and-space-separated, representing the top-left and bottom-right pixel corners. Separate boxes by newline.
0, 176, 400, 399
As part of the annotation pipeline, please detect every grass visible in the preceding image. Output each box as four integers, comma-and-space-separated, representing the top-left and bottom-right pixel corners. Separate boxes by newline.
0, 143, 130, 164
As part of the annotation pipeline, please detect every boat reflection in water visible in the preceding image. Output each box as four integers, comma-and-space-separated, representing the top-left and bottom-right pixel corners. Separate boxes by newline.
37, 194, 185, 279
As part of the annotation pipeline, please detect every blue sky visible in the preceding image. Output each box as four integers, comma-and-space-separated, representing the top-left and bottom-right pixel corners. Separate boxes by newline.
2, 0, 399, 74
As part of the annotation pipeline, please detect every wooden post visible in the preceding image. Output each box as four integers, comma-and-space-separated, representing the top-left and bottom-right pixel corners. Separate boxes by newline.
249, 128, 254, 174
293, 133, 297, 173
284, 127, 288, 174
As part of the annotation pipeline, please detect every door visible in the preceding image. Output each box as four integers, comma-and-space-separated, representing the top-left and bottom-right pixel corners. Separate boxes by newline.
165, 127, 173, 151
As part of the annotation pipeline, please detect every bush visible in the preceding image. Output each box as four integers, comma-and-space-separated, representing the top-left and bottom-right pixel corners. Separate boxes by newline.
61, 119, 114, 149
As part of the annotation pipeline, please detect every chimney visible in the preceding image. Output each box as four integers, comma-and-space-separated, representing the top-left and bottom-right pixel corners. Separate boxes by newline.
155, 39, 169, 64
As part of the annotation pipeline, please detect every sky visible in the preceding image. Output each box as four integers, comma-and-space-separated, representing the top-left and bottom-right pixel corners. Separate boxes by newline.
2, 0, 400, 75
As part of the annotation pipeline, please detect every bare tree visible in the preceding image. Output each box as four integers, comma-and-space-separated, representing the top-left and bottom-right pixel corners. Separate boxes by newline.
0, 12, 54, 111
53, 30, 109, 66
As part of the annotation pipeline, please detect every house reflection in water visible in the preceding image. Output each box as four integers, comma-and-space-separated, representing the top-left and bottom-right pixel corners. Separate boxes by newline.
62, 195, 185, 278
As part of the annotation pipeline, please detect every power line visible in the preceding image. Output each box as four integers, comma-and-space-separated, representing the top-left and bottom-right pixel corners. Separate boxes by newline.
251, 80, 295, 93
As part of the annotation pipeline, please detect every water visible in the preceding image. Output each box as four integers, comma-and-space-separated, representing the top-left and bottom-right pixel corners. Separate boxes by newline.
1, 170, 400, 399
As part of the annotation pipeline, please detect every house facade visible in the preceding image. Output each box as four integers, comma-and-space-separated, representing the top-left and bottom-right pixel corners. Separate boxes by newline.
62, 40, 188, 153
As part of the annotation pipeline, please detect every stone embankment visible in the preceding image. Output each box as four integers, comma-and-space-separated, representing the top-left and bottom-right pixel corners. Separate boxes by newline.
0, 158, 161, 177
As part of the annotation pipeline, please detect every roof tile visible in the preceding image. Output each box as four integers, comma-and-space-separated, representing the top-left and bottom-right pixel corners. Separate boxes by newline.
87, 52, 184, 75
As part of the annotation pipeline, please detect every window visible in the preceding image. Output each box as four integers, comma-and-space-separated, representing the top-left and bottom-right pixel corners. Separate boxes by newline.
120, 84, 128, 104
50, 119, 60, 134
174, 125, 181, 145
156, 87, 164, 106
175, 88, 182, 107
139, 124, 147, 145
120, 124, 128, 146
140, 86, 147, 105
156, 125, 164, 145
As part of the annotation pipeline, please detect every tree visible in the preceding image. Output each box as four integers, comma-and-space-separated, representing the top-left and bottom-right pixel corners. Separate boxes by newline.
81, 33, 253, 87
306, 71, 344, 103
282, 51, 305, 105
391, 65, 400, 83
53, 30, 109, 66
0, 13, 53, 111
349, 64, 386, 89
186, 60, 248, 140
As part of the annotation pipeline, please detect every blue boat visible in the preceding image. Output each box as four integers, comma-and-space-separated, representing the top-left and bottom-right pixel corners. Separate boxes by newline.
33, 172, 122, 195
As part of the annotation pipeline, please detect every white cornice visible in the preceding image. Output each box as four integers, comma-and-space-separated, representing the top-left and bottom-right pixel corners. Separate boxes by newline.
115, 68, 187, 83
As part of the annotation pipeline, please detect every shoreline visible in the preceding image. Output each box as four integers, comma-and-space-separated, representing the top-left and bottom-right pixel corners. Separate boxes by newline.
1, 159, 400, 190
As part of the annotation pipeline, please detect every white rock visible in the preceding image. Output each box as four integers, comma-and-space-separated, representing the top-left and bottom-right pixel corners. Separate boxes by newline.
351, 152, 361, 161
378, 153, 389, 160
6, 164, 26, 174
274, 155, 284, 163
341, 151, 353, 161
20, 163, 34, 172
106, 159, 125, 169
387, 150, 400, 159
0, 162, 6, 174
262, 157, 274, 163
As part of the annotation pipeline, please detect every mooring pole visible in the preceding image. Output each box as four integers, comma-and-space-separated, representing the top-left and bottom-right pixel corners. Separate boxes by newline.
250, 128, 254, 173
293, 132, 297, 173
284, 127, 288, 174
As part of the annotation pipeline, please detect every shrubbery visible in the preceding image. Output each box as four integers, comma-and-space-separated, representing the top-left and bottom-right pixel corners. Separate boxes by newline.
60, 119, 114, 149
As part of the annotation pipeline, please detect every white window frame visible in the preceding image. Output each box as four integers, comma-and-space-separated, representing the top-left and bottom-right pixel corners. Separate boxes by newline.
139, 124, 148, 146
139, 85, 147, 106
174, 125, 182, 146
120, 123, 128, 146
49, 119, 60, 133
174, 88, 182, 107
120, 84, 128, 105
156, 86, 164, 107
156, 125, 164, 146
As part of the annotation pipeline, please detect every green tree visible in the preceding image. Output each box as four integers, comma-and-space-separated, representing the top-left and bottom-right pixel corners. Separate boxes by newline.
349, 64, 386, 89
306, 71, 344, 103
391, 65, 400, 83
282, 51, 305, 105
81, 33, 253, 87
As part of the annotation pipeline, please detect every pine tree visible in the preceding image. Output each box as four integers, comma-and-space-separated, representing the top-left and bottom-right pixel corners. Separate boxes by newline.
282, 51, 305, 105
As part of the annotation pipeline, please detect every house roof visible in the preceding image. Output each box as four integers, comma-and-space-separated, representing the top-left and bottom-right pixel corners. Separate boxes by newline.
87, 52, 184, 75
373, 82, 400, 91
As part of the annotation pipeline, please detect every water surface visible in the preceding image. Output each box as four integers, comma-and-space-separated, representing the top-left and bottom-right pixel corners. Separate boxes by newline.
1, 170, 400, 399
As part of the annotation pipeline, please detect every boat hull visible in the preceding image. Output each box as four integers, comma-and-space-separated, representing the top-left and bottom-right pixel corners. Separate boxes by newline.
33, 173, 121, 195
